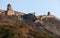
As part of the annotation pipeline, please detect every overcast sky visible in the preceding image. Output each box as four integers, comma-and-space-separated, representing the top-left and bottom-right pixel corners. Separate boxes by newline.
0, 0, 60, 18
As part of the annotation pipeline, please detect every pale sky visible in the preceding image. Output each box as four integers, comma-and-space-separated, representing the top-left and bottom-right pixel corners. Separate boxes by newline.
0, 0, 60, 18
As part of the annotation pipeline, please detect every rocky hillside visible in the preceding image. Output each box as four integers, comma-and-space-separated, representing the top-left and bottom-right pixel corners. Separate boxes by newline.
0, 14, 58, 38
0, 4, 59, 38
38, 15, 60, 36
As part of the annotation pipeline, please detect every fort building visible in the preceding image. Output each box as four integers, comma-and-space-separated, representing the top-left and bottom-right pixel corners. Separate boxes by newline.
0, 4, 24, 16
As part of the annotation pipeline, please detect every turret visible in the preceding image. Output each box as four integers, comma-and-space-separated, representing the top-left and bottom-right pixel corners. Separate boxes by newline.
47, 12, 50, 15
6, 4, 15, 15
7, 4, 12, 10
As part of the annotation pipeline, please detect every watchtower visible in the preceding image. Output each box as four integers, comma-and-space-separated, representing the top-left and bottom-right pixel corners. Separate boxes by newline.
7, 4, 12, 10
47, 12, 50, 15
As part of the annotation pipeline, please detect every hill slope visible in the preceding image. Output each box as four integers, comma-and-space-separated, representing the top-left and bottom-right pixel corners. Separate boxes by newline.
39, 15, 60, 36
0, 15, 57, 38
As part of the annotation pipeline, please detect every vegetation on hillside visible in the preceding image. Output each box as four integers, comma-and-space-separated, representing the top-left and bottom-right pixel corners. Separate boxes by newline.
0, 15, 58, 38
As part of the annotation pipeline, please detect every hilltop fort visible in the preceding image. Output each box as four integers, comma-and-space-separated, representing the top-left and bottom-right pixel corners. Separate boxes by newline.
0, 4, 60, 38
0, 4, 24, 16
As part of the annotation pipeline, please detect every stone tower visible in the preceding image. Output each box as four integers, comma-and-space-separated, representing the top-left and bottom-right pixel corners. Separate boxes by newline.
7, 4, 12, 10
6, 4, 15, 15
47, 12, 50, 15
